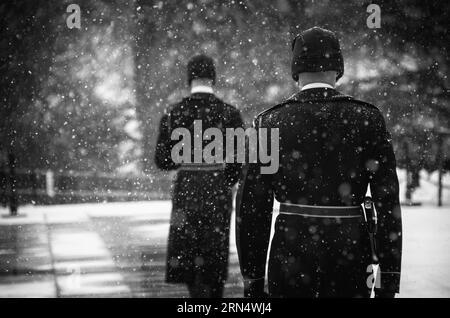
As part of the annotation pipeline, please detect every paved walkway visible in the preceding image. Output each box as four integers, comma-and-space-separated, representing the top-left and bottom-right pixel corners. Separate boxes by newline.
0, 202, 242, 298
0, 201, 449, 297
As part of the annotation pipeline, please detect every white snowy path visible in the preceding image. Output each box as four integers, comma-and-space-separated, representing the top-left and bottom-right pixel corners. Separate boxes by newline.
0, 198, 449, 298
398, 206, 450, 297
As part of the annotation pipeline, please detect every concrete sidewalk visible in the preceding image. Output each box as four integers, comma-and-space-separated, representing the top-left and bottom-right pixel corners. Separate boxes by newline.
0, 202, 242, 298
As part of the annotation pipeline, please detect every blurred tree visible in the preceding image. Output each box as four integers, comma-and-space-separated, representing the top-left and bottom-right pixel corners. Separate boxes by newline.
42, 0, 137, 172
347, 0, 450, 172
1, 0, 448, 178
0, 0, 60, 168
1, 0, 139, 174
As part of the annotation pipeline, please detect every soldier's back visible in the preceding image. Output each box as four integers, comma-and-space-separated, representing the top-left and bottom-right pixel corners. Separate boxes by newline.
169, 93, 240, 135
162, 92, 244, 286
258, 87, 382, 207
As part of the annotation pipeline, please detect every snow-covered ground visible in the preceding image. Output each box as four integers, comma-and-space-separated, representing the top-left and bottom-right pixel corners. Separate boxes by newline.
0, 195, 449, 297
397, 169, 450, 206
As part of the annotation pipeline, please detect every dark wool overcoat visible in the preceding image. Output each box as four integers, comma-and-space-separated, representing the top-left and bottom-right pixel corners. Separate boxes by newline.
236, 88, 402, 297
155, 92, 244, 285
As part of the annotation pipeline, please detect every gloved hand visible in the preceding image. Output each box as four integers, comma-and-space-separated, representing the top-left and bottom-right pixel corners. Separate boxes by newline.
244, 278, 268, 298
375, 271, 399, 298
374, 290, 396, 298
374, 288, 395, 298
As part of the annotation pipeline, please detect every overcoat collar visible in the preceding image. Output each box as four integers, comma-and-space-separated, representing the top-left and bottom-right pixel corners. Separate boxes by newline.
189, 92, 216, 101
286, 87, 348, 103
255, 88, 354, 120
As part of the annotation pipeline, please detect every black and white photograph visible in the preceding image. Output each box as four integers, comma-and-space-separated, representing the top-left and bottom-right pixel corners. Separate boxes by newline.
0, 0, 449, 303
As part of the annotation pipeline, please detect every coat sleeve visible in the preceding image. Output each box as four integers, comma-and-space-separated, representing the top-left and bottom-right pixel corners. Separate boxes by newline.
367, 110, 402, 294
224, 107, 246, 187
235, 116, 274, 283
155, 113, 179, 171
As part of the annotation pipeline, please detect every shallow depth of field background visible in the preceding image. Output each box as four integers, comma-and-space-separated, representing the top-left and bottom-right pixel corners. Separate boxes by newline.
0, 0, 449, 297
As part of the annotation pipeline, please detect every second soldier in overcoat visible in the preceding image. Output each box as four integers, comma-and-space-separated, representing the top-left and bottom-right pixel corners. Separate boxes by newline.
155, 55, 244, 297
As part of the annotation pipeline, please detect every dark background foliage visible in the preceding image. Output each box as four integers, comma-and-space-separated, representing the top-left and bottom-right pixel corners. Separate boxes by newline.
1, 0, 449, 176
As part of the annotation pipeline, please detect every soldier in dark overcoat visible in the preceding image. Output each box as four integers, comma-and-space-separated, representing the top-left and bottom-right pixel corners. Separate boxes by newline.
155, 55, 244, 297
236, 27, 402, 298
